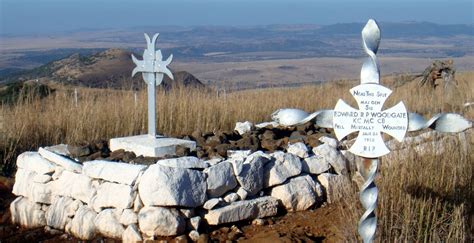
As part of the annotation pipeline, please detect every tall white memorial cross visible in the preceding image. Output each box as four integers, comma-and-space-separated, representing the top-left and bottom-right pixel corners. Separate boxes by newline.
333, 19, 408, 243
132, 33, 174, 137
109, 33, 196, 157
271, 18, 472, 243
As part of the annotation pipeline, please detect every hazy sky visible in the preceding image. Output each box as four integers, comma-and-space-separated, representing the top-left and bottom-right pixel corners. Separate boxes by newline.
1, 0, 473, 35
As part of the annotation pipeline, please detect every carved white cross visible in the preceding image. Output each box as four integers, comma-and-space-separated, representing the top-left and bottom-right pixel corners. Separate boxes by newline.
131, 33, 174, 137
333, 83, 408, 158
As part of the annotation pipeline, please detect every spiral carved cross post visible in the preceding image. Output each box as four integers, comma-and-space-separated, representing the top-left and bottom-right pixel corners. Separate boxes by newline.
332, 19, 408, 243
358, 157, 379, 242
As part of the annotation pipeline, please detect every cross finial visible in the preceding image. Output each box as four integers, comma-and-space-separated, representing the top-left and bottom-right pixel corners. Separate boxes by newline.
361, 19, 381, 84
132, 33, 174, 85
131, 33, 174, 137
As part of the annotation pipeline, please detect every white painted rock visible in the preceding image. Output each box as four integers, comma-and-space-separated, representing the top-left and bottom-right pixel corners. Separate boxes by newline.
91, 182, 134, 211
10, 197, 46, 228
12, 169, 52, 204
223, 192, 239, 203
270, 151, 286, 161
49, 170, 96, 204
69, 205, 97, 240
232, 154, 268, 195
189, 216, 201, 231
236, 187, 249, 200
205, 196, 279, 225
312, 144, 348, 175
44, 144, 70, 156
139, 164, 207, 207
203, 198, 222, 210
83, 161, 146, 185
138, 206, 185, 237
189, 230, 200, 241
263, 153, 302, 188
302, 156, 331, 174
122, 224, 143, 243
255, 121, 279, 128
227, 150, 251, 160
317, 173, 351, 203
234, 121, 253, 135
157, 156, 208, 169
249, 151, 272, 160
270, 175, 323, 212
120, 209, 138, 225
38, 147, 82, 173
180, 208, 195, 218
287, 142, 309, 158
16, 152, 56, 174
133, 194, 143, 213
319, 136, 338, 148
205, 161, 237, 197
95, 209, 125, 239
46, 196, 81, 230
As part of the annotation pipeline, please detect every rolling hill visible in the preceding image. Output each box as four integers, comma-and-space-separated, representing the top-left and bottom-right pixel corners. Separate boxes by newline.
0, 49, 204, 90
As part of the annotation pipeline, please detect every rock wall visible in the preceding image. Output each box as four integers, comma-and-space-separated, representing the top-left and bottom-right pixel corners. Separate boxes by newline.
10, 135, 351, 241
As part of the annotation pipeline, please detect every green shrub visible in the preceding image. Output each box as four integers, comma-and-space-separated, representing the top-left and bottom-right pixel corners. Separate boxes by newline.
0, 82, 54, 105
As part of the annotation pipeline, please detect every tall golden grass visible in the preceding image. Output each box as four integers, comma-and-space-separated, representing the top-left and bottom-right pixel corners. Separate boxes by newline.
338, 132, 473, 242
0, 72, 473, 241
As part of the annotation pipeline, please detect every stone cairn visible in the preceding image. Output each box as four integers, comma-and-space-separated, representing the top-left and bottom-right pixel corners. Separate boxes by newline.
9, 120, 354, 241
9, 119, 462, 241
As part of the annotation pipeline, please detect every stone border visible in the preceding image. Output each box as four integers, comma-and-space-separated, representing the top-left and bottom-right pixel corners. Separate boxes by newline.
10, 134, 352, 241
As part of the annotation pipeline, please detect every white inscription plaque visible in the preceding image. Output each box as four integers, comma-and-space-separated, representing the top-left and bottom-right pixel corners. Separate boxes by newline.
333, 83, 408, 158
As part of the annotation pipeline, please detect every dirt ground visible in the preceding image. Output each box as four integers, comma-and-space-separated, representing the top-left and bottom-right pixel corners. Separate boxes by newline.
235, 204, 350, 243
0, 176, 352, 242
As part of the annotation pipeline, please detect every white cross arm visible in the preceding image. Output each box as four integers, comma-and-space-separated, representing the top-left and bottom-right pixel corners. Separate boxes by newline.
380, 102, 408, 142
153, 50, 174, 81
333, 99, 359, 139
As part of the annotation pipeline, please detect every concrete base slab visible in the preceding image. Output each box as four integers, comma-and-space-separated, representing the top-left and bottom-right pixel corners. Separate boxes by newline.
109, 135, 196, 157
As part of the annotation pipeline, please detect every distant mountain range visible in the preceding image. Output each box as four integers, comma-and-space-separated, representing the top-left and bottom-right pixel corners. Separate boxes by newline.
1, 21, 472, 88
0, 49, 205, 89
315, 22, 473, 37
149, 22, 473, 59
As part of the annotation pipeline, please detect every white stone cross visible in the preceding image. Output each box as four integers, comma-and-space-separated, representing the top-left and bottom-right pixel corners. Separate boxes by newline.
132, 33, 174, 137
333, 83, 408, 158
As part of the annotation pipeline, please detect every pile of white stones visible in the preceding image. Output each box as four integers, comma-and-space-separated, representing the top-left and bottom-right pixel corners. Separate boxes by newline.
10, 135, 351, 242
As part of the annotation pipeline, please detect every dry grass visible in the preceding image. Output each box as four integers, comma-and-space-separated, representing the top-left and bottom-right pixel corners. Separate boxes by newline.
378, 134, 472, 242
0, 72, 473, 241
337, 132, 473, 242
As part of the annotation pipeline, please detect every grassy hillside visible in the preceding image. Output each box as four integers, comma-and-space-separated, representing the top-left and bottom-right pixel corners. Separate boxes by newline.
0, 72, 472, 241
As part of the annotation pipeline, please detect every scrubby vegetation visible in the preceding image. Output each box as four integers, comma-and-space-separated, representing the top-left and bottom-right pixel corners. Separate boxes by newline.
0, 82, 54, 105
